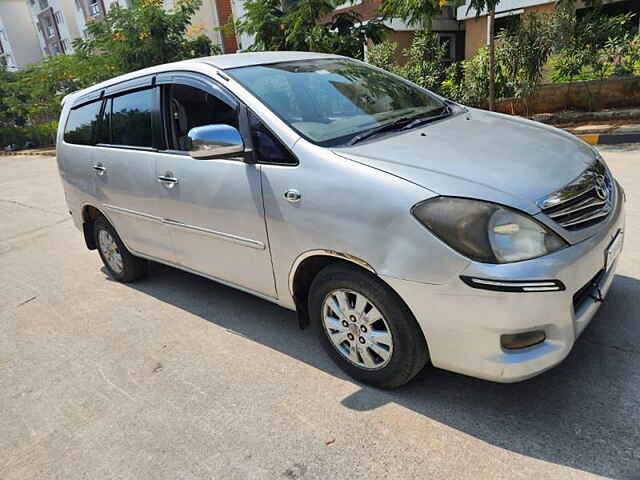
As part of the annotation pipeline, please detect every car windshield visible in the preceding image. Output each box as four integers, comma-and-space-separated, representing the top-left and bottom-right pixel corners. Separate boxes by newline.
227, 58, 446, 146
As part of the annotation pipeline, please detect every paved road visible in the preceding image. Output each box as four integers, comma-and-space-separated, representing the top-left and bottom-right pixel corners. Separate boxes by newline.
1, 146, 639, 480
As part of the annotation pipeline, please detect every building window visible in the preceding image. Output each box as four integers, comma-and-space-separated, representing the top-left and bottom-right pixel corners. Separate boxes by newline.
46, 18, 55, 38
54, 10, 64, 25
437, 34, 455, 62
75, 0, 81, 9
61, 38, 70, 53
89, 0, 102, 16
38, 0, 48, 10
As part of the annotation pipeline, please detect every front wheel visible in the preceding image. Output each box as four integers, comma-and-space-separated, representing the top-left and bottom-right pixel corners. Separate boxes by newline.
309, 264, 429, 389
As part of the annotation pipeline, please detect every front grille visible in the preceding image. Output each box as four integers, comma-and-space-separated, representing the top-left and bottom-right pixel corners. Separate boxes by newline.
538, 161, 613, 231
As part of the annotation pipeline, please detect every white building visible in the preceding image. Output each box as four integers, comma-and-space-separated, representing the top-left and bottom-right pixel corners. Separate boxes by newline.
0, 0, 44, 70
73, 0, 131, 40
26, 0, 82, 56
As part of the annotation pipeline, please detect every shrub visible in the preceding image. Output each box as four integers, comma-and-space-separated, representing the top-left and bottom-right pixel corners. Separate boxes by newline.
367, 40, 399, 74
395, 32, 447, 92
440, 62, 465, 102
551, 10, 637, 83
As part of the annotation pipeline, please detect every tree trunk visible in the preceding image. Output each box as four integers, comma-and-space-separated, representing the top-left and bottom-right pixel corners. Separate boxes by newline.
488, 8, 496, 111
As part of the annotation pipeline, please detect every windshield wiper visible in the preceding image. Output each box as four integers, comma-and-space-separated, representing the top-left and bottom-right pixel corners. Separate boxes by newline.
346, 116, 416, 146
400, 105, 451, 131
346, 106, 452, 146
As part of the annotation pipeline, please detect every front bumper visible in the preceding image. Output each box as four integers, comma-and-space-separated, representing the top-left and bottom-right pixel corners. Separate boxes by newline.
383, 190, 626, 383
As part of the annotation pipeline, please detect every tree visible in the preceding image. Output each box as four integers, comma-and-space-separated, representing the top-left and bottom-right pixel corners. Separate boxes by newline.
235, 0, 387, 59
74, 0, 219, 74
368, 32, 448, 93
466, 0, 501, 110
498, 12, 555, 113
379, 0, 450, 30
233, 0, 287, 50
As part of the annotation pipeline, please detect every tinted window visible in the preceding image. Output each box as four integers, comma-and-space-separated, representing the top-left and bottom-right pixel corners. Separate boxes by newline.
165, 84, 238, 151
111, 89, 154, 147
64, 100, 103, 145
249, 112, 296, 165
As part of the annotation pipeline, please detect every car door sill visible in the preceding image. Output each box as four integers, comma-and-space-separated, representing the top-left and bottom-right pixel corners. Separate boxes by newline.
130, 249, 284, 307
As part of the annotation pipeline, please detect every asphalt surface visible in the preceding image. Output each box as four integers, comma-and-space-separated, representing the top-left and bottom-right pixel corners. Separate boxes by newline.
1, 145, 639, 480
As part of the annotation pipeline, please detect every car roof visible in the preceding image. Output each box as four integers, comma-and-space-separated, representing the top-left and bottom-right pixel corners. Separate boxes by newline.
62, 51, 344, 107
200, 51, 342, 70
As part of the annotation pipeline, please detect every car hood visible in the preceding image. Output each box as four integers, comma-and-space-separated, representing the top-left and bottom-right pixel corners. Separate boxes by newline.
332, 109, 597, 214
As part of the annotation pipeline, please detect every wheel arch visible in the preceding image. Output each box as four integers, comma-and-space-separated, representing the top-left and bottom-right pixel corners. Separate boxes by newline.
288, 250, 429, 353
80, 204, 105, 250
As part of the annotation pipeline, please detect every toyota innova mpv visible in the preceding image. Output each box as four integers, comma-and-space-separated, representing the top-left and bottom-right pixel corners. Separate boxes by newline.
56, 52, 625, 388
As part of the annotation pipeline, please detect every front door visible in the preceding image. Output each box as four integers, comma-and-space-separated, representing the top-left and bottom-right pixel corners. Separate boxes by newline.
154, 75, 276, 298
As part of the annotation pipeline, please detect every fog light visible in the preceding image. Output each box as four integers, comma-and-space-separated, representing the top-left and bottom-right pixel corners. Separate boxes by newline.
501, 331, 546, 350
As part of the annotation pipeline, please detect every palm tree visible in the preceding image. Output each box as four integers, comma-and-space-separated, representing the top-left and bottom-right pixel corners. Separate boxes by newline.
466, 0, 501, 110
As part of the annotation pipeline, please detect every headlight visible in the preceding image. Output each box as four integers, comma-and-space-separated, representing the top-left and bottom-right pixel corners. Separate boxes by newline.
412, 197, 568, 264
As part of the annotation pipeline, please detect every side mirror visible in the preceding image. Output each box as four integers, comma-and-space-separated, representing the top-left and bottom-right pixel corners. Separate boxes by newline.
187, 124, 245, 160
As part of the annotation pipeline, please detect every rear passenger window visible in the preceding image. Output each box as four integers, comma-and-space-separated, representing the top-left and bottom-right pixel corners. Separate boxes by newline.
110, 89, 154, 147
64, 100, 103, 145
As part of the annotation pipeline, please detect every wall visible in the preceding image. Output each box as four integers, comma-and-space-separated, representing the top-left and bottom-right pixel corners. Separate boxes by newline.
461, 1, 554, 59
464, 16, 486, 59
385, 30, 414, 65
457, 0, 554, 20
495, 76, 640, 115
0, 0, 43, 69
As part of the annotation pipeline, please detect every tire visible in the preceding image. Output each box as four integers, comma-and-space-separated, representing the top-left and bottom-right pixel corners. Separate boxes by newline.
309, 263, 429, 389
94, 216, 147, 283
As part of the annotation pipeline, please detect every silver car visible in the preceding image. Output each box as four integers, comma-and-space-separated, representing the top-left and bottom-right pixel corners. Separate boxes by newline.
56, 52, 625, 388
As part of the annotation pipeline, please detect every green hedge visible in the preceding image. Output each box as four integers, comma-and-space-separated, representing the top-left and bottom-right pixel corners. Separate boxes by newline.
0, 122, 57, 149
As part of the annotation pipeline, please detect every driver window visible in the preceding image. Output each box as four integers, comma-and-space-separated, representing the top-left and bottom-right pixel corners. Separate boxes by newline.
164, 83, 238, 151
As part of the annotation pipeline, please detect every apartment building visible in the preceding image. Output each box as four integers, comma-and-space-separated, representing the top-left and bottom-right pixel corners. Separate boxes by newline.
456, 0, 639, 59
24, 0, 238, 60
162, 0, 237, 53
27, 0, 81, 55
0, 0, 43, 70
73, 0, 131, 39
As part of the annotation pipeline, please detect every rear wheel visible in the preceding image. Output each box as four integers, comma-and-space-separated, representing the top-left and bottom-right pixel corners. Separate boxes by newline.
94, 216, 147, 283
309, 264, 428, 389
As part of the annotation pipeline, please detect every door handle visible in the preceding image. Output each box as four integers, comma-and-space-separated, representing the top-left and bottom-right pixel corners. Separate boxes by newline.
157, 173, 179, 189
284, 189, 301, 203
92, 163, 106, 175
